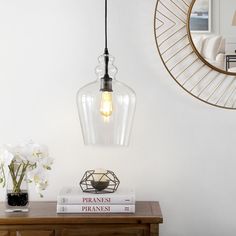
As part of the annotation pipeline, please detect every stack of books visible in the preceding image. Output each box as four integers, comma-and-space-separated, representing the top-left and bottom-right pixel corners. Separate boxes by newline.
57, 187, 135, 213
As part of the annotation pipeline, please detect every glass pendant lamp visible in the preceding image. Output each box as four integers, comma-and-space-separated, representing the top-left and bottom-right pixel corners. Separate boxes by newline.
76, 0, 136, 146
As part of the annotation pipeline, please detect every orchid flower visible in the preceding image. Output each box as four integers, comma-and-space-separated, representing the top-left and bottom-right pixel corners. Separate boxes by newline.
0, 141, 53, 196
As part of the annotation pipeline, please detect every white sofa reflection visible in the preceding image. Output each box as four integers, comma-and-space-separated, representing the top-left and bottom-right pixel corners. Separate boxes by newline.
192, 35, 225, 70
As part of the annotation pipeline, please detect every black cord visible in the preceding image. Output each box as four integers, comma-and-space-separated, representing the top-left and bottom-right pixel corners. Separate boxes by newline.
100, 0, 112, 91
104, 0, 109, 75
105, 0, 108, 51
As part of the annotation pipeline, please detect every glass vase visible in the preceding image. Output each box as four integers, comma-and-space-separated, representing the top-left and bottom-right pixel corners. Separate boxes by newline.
5, 169, 29, 213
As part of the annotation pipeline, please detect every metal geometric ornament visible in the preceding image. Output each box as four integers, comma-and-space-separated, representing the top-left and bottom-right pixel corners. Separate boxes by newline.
80, 170, 120, 194
154, 0, 236, 109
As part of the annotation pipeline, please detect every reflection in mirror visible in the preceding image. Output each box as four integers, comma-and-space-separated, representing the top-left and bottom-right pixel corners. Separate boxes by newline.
189, 0, 236, 74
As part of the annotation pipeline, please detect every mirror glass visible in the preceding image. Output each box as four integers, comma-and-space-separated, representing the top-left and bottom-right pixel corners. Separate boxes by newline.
189, 0, 236, 74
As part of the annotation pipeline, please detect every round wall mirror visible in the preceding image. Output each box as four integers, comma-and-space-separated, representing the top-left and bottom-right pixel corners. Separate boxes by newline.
188, 0, 236, 75
154, 0, 236, 109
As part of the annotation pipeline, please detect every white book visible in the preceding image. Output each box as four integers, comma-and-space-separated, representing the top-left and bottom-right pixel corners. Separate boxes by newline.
57, 204, 135, 214
57, 187, 135, 205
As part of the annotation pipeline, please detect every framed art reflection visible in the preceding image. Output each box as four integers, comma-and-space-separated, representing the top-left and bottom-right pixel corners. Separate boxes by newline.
190, 0, 211, 33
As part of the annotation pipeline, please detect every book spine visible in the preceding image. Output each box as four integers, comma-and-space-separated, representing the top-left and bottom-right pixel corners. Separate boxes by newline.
57, 204, 135, 213
57, 195, 135, 205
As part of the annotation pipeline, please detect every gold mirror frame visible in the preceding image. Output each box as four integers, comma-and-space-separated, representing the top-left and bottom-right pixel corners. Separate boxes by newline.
154, 0, 236, 109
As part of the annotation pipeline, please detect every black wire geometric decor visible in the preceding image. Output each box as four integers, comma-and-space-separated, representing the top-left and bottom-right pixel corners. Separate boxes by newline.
80, 170, 120, 194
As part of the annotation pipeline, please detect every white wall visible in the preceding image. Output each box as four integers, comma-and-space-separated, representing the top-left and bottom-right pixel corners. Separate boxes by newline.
0, 0, 236, 235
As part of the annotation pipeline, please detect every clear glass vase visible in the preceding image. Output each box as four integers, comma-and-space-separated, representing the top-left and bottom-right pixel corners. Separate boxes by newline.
5, 168, 29, 213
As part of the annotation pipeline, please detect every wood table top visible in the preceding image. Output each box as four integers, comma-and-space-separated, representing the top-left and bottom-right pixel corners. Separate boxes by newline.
0, 201, 163, 225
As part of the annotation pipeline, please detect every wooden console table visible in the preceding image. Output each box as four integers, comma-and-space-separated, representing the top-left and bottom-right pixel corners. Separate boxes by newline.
0, 201, 163, 236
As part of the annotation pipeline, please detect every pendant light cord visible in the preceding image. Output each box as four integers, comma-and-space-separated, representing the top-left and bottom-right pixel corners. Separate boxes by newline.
100, 0, 113, 92
105, 0, 108, 54
104, 0, 109, 76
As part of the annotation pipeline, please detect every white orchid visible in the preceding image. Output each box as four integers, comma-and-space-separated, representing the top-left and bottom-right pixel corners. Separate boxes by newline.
27, 166, 50, 197
0, 148, 14, 187
0, 148, 14, 166
38, 157, 54, 170
0, 141, 53, 196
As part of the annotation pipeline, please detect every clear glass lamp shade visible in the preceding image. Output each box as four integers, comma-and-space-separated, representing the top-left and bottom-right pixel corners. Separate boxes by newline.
76, 55, 136, 146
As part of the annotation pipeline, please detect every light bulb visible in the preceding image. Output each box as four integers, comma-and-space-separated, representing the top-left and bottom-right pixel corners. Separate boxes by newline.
100, 91, 113, 117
